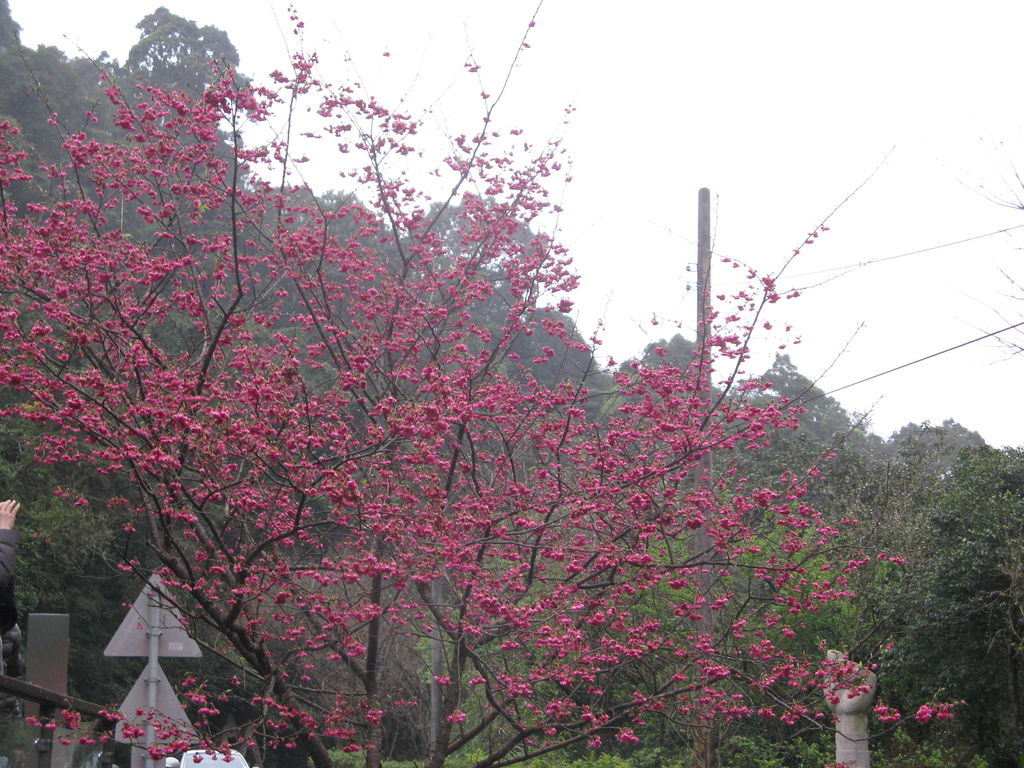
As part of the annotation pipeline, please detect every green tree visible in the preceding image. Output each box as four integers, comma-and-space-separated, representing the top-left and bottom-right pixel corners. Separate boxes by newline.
636, 334, 697, 370
0, 0, 19, 50
127, 7, 240, 94
876, 446, 1024, 767
762, 354, 879, 448
885, 418, 987, 475
0, 25, 118, 206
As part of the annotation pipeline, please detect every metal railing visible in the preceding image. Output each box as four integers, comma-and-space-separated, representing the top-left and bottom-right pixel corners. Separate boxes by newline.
0, 674, 116, 768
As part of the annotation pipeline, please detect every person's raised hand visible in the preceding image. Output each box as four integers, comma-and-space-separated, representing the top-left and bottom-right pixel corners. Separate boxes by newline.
0, 500, 19, 530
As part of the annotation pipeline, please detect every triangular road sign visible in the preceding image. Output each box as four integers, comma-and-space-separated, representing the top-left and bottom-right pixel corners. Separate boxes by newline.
104, 574, 202, 657
115, 661, 197, 744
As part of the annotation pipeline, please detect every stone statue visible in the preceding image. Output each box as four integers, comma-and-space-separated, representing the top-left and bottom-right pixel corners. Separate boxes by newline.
825, 650, 878, 768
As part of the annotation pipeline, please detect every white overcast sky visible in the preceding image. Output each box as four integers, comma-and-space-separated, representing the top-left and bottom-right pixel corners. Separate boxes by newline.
9, 0, 1024, 447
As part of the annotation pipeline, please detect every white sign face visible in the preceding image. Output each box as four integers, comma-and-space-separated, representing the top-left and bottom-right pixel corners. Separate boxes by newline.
115, 661, 197, 744
104, 575, 202, 658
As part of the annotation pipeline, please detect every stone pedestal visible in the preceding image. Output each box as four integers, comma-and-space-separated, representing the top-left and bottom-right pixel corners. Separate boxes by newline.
825, 650, 877, 768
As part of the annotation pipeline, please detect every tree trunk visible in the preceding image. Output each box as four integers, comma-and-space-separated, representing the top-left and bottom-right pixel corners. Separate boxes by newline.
1009, 639, 1023, 733
693, 722, 720, 768
301, 731, 337, 768
365, 716, 384, 768
364, 568, 385, 768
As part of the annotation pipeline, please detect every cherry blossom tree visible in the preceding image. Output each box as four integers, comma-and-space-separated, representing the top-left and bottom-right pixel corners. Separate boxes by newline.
0, 38, 875, 768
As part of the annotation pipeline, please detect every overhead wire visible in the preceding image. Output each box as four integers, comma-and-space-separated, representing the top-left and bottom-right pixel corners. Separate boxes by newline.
813, 319, 1024, 400
784, 223, 1024, 285
698, 222, 1024, 290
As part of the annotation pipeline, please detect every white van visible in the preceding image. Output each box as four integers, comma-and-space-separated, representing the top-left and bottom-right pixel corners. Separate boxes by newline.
175, 750, 256, 768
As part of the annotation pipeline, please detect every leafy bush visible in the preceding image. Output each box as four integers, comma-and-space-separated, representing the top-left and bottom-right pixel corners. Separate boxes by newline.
718, 733, 830, 768
876, 729, 989, 768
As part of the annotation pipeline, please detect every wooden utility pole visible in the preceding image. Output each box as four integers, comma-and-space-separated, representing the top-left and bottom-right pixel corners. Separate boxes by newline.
692, 187, 719, 768
696, 187, 711, 368
694, 187, 713, 568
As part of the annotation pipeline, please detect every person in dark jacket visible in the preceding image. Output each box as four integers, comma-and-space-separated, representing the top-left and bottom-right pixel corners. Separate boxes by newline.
0, 499, 21, 714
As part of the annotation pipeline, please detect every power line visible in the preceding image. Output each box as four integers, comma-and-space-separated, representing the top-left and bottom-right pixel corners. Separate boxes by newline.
820, 319, 1024, 399
700, 223, 1024, 290
786, 223, 1024, 283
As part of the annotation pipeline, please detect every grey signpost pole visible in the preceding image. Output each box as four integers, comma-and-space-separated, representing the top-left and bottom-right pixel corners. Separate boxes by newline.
105, 574, 202, 768
145, 582, 163, 768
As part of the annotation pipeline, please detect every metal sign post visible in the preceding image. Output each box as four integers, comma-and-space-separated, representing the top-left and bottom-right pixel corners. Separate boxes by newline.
105, 575, 201, 768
